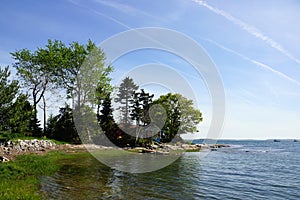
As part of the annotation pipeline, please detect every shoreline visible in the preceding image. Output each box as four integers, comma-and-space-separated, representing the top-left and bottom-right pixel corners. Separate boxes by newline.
0, 139, 230, 162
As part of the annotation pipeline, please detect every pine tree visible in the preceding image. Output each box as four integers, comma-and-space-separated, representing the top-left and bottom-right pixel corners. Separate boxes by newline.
115, 77, 138, 126
99, 93, 115, 132
0, 66, 19, 131
130, 89, 154, 142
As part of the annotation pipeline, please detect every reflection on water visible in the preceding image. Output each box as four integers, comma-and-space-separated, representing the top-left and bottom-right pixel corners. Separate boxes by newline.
39, 153, 199, 200
40, 141, 300, 199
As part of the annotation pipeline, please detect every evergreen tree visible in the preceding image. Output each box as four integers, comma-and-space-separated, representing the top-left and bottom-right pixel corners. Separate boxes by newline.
0, 66, 19, 131
99, 93, 114, 130
130, 89, 154, 126
98, 93, 117, 142
130, 89, 154, 142
46, 104, 79, 143
8, 94, 34, 134
114, 77, 138, 125
139, 89, 154, 126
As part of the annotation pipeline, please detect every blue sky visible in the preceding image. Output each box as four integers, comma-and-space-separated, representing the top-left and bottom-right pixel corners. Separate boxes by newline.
1, 0, 300, 139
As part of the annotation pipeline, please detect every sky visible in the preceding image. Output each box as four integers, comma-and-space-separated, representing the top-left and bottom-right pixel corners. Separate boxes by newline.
1, 0, 300, 139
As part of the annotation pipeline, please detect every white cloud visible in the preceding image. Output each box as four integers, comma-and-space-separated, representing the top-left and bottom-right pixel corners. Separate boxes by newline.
92, 0, 160, 20
202, 38, 300, 87
192, 0, 300, 65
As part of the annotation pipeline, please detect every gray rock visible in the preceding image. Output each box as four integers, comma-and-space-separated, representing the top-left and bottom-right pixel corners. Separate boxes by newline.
0, 156, 9, 163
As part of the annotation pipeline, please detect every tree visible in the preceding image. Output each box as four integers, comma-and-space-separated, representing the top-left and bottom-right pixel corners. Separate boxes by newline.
0, 66, 19, 131
153, 93, 203, 142
97, 93, 117, 142
11, 39, 113, 137
8, 94, 34, 134
46, 104, 79, 143
130, 89, 154, 143
11, 47, 51, 136
49, 40, 113, 110
98, 93, 114, 130
114, 77, 138, 125
0, 67, 34, 134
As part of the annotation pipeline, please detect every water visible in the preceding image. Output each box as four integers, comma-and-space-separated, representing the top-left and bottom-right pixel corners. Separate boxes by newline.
40, 140, 300, 199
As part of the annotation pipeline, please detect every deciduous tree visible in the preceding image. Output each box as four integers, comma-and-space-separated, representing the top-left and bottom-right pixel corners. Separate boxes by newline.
153, 93, 202, 142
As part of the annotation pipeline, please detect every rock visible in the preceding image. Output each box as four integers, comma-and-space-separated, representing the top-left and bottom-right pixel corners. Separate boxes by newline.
0, 139, 56, 155
0, 156, 10, 163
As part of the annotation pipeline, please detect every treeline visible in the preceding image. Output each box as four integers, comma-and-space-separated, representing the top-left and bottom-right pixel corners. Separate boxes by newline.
0, 40, 203, 146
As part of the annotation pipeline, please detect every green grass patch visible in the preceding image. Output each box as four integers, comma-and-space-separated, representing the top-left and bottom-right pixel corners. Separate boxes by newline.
0, 151, 89, 199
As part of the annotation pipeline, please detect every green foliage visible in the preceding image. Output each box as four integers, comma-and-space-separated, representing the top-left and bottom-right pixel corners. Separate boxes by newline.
44, 39, 114, 109
153, 93, 203, 142
73, 104, 102, 144
129, 89, 154, 144
130, 89, 154, 126
4, 39, 204, 146
11, 46, 50, 136
8, 94, 34, 133
10, 39, 113, 137
0, 66, 19, 131
0, 67, 33, 135
98, 93, 115, 132
115, 77, 138, 125
46, 104, 80, 144
175, 94, 203, 133
97, 93, 118, 143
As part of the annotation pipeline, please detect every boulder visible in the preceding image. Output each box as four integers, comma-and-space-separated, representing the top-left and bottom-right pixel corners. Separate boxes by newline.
0, 156, 9, 163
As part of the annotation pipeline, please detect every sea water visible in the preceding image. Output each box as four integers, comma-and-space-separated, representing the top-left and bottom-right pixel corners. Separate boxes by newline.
40, 140, 300, 199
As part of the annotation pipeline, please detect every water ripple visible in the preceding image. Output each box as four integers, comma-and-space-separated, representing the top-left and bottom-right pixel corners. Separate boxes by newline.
40, 141, 300, 199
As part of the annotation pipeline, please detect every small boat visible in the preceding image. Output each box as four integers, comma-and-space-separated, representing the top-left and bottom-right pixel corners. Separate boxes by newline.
294, 139, 298, 142
273, 139, 280, 142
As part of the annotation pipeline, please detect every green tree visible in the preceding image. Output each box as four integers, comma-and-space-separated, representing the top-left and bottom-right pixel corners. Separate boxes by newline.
153, 93, 202, 142
0, 67, 33, 135
46, 104, 79, 143
48, 40, 113, 110
98, 93, 114, 130
114, 77, 138, 125
130, 89, 154, 143
8, 94, 34, 134
0, 66, 19, 131
11, 47, 51, 136
11, 39, 113, 137
98, 93, 118, 142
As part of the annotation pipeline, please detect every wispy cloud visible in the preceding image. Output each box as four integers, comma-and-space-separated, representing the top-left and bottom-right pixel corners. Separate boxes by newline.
67, 0, 132, 30
192, 0, 300, 65
92, 0, 161, 20
202, 38, 300, 87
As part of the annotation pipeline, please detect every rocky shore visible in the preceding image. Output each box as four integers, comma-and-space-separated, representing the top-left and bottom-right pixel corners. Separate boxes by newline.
127, 143, 230, 154
0, 139, 58, 162
0, 139, 230, 162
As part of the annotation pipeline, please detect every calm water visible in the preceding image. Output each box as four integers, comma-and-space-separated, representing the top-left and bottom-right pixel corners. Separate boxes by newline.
40, 140, 300, 199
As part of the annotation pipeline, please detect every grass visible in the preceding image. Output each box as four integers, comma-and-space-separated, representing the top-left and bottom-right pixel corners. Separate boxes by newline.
0, 151, 89, 199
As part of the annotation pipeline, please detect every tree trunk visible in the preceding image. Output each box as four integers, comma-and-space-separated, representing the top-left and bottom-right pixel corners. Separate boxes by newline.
33, 93, 38, 136
43, 95, 46, 137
